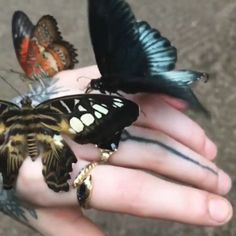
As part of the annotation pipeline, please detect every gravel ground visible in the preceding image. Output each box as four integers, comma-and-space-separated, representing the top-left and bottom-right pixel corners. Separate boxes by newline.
0, 0, 235, 235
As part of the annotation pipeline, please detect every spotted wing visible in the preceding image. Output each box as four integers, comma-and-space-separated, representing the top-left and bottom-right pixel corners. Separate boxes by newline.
12, 12, 78, 78
32, 15, 78, 73
12, 11, 34, 73
36, 94, 139, 149
32, 15, 62, 47
36, 130, 77, 192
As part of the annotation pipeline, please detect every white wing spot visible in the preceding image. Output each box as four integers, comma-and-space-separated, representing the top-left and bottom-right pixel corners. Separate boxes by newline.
60, 100, 71, 113
113, 98, 123, 103
95, 111, 102, 119
114, 101, 123, 107
93, 104, 108, 114
74, 99, 80, 105
53, 134, 63, 147
81, 114, 95, 126
70, 117, 84, 133
78, 105, 86, 112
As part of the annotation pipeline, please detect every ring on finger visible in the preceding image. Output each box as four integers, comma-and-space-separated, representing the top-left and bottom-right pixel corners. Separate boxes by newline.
73, 162, 98, 208
99, 148, 115, 163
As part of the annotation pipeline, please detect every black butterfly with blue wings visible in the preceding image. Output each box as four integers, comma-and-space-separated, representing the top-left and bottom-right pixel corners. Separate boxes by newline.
87, 0, 209, 114
0, 94, 138, 192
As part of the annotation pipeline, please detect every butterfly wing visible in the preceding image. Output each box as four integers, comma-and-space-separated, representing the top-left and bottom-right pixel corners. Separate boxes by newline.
36, 94, 139, 149
37, 131, 77, 192
107, 71, 209, 115
0, 131, 26, 189
88, 0, 176, 76
12, 12, 78, 78
89, 0, 208, 114
0, 100, 20, 144
12, 11, 34, 73
0, 101, 25, 189
31, 15, 78, 76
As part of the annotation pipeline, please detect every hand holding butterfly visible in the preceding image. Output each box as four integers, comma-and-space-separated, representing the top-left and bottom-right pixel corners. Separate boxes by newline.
5, 66, 232, 236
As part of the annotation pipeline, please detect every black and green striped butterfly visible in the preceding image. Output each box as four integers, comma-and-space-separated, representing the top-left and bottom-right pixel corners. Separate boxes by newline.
0, 94, 138, 192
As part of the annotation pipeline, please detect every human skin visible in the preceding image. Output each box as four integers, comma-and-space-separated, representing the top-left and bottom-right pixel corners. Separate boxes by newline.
0, 66, 232, 236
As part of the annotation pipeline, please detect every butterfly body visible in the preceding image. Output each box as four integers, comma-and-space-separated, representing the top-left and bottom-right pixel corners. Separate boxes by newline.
12, 11, 78, 79
88, 0, 209, 114
0, 94, 139, 191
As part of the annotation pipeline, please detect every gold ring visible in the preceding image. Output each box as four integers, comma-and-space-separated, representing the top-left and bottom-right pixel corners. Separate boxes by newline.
73, 162, 98, 208
99, 148, 116, 163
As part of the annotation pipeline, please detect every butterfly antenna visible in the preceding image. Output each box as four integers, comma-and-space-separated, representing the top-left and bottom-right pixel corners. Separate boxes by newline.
0, 74, 23, 98
0, 67, 28, 81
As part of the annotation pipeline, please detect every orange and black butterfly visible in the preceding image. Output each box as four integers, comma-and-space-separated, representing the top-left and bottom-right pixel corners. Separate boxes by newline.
12, 11, 78, 79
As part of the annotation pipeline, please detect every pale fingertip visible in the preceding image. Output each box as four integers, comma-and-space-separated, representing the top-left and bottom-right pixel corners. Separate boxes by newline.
208, 197, 233, 224
217, 170, 232, 195
204, 138, 217, 160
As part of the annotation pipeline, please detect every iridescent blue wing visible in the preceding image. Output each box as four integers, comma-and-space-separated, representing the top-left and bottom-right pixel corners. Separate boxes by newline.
136, 21, 177, 74
88, 0, 176, 76
89, 0, 208, 114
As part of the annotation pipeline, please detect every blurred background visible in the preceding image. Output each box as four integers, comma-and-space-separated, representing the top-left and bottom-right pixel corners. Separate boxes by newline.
0, 0, 235, 235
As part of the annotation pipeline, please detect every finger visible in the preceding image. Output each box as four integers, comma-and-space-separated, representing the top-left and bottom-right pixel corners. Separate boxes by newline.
70, 126, 230, 195
55, 66, 189, 112
56, 66, 217, 160
89, 166, 232, 226
131, 94, 217, 160
19, 164, 232, 226
157, 94, 188, 111
32, 207, 104, 236
54, 66, 99, 91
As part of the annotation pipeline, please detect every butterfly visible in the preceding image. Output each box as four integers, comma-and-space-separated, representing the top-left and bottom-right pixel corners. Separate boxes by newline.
12, 11, 78, 79
87, 0, 209, 114
0, 94, 138, 192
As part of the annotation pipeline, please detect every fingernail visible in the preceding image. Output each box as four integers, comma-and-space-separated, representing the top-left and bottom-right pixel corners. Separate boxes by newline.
217, 170, 232, 195
208, 197, 232, 223
204, 139, 217, 159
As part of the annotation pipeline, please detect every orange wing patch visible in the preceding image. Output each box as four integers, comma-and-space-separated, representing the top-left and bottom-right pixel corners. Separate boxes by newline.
12, 11, 78, 79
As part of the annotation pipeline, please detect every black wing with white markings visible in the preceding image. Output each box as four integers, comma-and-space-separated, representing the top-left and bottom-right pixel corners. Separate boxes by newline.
37, 94, 139, 149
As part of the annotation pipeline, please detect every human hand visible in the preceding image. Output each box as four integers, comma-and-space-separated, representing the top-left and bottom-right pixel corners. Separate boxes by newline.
2, 66, 232, 236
